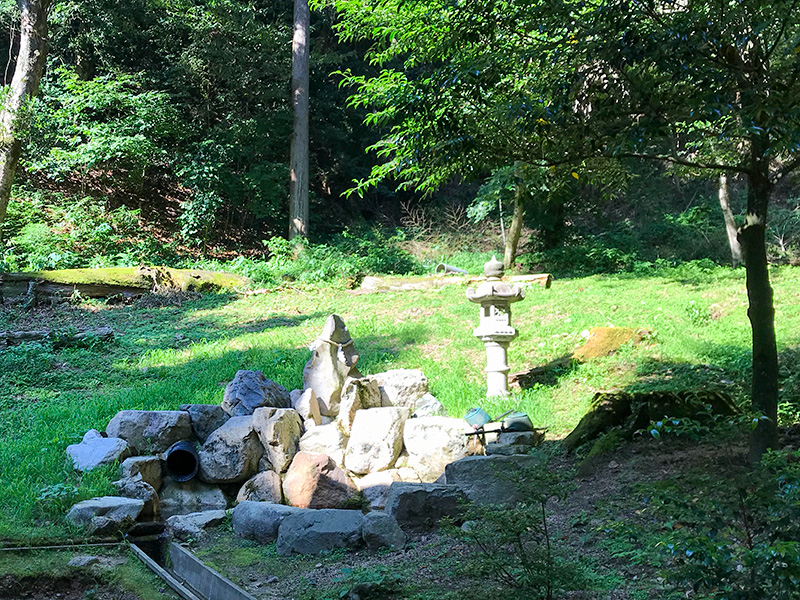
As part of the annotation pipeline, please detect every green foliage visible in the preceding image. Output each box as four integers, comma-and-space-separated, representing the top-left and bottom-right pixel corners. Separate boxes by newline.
648, 450, 800, 599
444, 458, 585, 600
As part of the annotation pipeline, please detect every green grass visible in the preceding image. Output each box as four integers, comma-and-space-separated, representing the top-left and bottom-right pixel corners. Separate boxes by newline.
2, 264, 800, 543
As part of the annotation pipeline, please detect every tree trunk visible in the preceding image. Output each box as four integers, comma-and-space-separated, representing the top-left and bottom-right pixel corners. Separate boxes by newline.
719, 173, 743, 266
503, 186, 524, 270
289, 0, 310, 240
0, 0, 50, 236
739, 154, 779, 464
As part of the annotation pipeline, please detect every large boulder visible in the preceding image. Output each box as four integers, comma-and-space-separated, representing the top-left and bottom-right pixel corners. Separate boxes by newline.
385, 483, 467, 531
402, 417, 473, 482
113, 475, 160, 520
299, 422, 347, 467
198, 416, 263, 484
167, 510, 227, 542
160, 479, 228, 513
221, 370, 290, 417
367, 369, 428, 411
337, 378, 383, 435
362, 512, 407, 550
235, 471, 283, 504
252, 407, 303, 473
276, 509, 364, 556
302, 315, 361, 417
119, 456, 162, 491
179, 404, 230, 444
106, 410, 191, 453
344, 407, 408, 475
355, 470, 403, 510
444, 455, 544, 507
66, 496, 144, 534
282, 451, 360, 509
291, 389, 321, 426
231, 502, 303, 543
66, 430, 133, 472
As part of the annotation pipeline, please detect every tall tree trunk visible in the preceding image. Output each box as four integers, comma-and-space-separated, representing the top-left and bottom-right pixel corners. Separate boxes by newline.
739, 150, 779, 464
0, 0, 50, 236
719, 173, 743, 266
289, 0, 310, 240
503, 186, 524, 270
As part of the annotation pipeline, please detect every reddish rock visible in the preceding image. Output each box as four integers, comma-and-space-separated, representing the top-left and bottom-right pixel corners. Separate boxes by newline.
282, 451, 359, 509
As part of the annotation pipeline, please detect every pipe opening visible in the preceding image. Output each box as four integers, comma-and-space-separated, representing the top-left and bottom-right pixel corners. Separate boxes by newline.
165, 441, 199, 482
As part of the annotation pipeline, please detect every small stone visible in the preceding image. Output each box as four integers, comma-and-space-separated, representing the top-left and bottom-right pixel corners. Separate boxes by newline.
119, 456, 163, 491
252, 407, 303, 473
68, 555, 101, 568
291, 389, 321, 426
236, 471, 283, 504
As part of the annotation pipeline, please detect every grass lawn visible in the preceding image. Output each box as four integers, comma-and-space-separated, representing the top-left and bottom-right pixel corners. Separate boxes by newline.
2, 264, 800, 544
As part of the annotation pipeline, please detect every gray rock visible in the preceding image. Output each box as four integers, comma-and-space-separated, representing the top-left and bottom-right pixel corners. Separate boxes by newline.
68, 555, 101, 568
232, 501, 303, 543
66, 430, 133, 472
485, 444, 531, 456
66, 496, 144, 533
367, 369, 428, 411
198, 416, 263, 484
167, 509, 227, 542
119, 456, 163, 491
344, 407, 408, 475
106, 410, 192, 453
496, 430, 544, 447
362, 512, 407, 550
444, 455, 544, 507
412, 393, 447, 418
385, 483, 466, 531
113, 475, 160, 519
179, 404, 231, 443
402, 417, 473, 482
236, 471, 283, 504
276, 509, 364, 556
253, 407, 303, 473
160, 478, 228, 513
222, 370, 290, 416
337, 377, 383, 435
303, 315, 361, 417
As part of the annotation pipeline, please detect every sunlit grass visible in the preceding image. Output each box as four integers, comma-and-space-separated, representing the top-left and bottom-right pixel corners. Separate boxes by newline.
2, 264, 799, 542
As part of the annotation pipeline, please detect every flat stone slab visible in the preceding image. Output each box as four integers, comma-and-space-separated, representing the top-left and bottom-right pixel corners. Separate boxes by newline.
167, 510, 227, 542
276, 509, 364, 556
231, 502, 303, 544
385, 483, 466, 531
444, 455, 544, 506
66, 496, 144, 533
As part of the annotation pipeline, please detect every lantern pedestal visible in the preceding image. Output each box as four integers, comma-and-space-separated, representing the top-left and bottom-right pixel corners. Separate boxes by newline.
466, 257, 525, 398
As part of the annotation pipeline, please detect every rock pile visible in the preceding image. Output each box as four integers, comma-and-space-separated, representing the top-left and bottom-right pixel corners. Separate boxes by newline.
65, 313, 539, 555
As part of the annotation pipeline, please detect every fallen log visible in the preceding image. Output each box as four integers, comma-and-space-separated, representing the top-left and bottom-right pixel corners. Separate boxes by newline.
1, 267, 249, 301
0, 326, 114, 348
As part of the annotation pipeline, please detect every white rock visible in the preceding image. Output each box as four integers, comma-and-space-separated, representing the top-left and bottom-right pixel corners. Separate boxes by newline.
253, 407, 303, 473
299, 422, 347, 467
236, 471, 283, 504
302, 315, 361, 417
412, 393, 447, 418
291, 389, 321, 425
366, 369, 428, 411
66, 430, 132, 472
402, 417, 473, 483
344, 407, 409, 475
337, 377, 383, 435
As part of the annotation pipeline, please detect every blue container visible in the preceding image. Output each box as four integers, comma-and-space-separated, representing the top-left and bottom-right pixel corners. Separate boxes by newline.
464, 407, 492, 429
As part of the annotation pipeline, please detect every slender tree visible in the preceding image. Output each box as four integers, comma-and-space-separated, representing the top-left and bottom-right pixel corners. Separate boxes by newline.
329, 0, 800, 461
289, 0, 310, 239
0, 0, 50, 235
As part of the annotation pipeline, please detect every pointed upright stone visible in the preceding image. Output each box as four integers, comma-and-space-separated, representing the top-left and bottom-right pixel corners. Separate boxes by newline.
302, 315, 362, 417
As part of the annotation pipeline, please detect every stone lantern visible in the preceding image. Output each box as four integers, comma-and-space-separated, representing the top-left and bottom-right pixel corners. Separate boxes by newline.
466, 256, 525, 397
